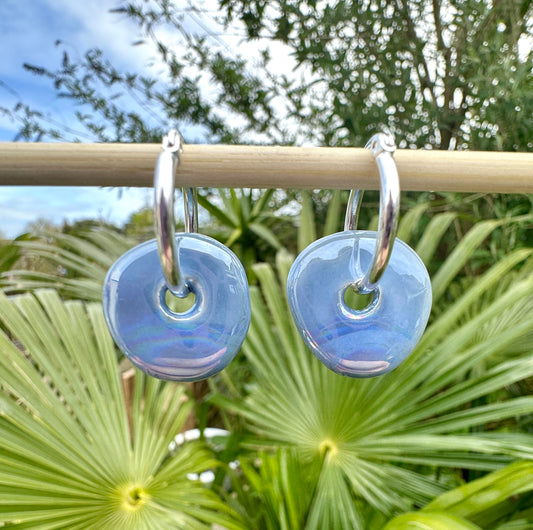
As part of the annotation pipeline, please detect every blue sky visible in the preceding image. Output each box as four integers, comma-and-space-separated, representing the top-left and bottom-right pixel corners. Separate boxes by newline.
0, 0, 161, 238
0, 0, 297, 238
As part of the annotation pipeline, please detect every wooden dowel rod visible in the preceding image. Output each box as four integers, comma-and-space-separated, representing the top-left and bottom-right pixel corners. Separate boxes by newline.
0, 142, 532, 193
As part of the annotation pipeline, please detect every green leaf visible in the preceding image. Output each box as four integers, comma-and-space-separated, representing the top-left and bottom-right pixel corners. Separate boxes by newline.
396, 201, 429, 244
230, 189, 241, 222
0, 239, 22, 272
323, 190, 343, 236
197, 191, 238, 228
250, 188, 275, 218
383, 511, 482, 529
431, 215, 533, 302
225, 227, 243, 248
425, 461, 533, 519
239, 449, 321, 530
298, 191, 317, 253
385, 462, 533, 530
0, 290, 241, 528
249, 222, 282, 249
415, 211, 457, 266
240, 188, 251, 222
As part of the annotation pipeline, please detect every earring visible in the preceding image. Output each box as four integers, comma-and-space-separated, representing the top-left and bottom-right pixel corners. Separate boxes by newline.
287, 134, 432, 378
103, 130, 251, 382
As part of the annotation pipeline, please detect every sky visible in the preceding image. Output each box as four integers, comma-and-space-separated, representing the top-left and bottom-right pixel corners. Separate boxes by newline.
0, 0, 170, 238
0, 0, 303, 238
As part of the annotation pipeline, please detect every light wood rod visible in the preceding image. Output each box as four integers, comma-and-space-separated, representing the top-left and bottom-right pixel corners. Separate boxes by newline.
0, 142, 532, 193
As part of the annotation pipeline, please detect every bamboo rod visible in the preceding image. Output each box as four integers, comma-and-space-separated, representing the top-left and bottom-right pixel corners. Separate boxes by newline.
0, 142, 532, 193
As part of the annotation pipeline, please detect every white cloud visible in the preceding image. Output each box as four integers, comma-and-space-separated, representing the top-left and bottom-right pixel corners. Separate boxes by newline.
0, 1, 148, 139
0, 1, 159, 238
0, 0, 155, 97
43, 0, 156, 70
0, 0, 303, 236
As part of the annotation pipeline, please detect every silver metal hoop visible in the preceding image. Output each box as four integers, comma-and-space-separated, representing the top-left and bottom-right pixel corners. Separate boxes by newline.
154, 130, 198, 297
344, 133, 400, 294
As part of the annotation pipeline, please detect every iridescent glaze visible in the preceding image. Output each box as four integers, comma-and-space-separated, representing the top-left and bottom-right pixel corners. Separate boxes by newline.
287, 231, 432, 378
103, 233, 250, 381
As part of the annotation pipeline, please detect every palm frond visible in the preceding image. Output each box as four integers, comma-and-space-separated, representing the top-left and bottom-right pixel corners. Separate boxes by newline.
0, 236, 24, 272
197, 193, 238, 228
384, 511, 482, 529
222, 226, 533, 523
0, 290, 240, 529
431, 215, 532, 303
396, 201, 430, 243
1, 228, 135, 301
384, 461, 533, 529
297, 191, 317, 253
415, 211, 457, 265
323, 190, 343, 236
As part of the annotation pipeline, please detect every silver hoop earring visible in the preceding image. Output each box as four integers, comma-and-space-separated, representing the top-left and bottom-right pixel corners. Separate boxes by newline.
103, 131, 251, 381
287, 133, 432, 378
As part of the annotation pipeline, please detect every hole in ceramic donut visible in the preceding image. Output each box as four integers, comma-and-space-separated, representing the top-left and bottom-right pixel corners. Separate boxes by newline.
164, 288, 196, 314
343, 284, 377, 312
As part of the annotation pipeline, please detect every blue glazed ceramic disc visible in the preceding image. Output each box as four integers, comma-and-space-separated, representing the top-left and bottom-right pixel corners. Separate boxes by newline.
103, 233, 250, 381
287, 231, 432, 378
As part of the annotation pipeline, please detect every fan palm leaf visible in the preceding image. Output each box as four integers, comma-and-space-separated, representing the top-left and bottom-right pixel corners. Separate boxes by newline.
0, 289, 240, 529
2, 203, 532, 527
1, 228, 135, 301
215, 213, 533, 527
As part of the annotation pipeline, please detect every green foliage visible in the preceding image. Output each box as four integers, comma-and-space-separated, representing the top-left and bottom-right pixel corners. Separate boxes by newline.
123, 206, 155, 240
296, 189, 345, 252
384, 461, 533, 529
1, 228, 135, 301
237, 449, 324, 529
2, 1, 531, 150
1, 1, 532, 526
221, 0, 533, 150
0, 237, 24, 274
210, 214, 533, 527
198, 188, 282, 272
384, 512, 483, 529
0, 289, 241, 528
0, 207, 532, 527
